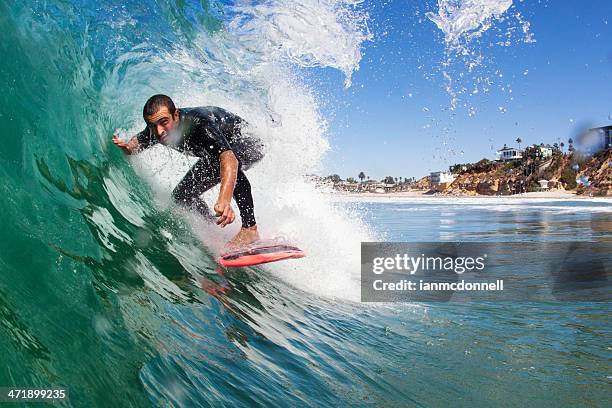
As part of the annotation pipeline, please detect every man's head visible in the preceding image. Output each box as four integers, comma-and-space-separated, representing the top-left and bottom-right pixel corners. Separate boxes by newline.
143, 94, 180, 144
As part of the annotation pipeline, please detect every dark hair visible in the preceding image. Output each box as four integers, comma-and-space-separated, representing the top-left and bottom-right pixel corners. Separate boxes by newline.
143, 94, 176, 117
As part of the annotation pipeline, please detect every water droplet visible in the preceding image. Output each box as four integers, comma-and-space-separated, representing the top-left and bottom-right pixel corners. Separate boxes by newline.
134, 229, 152, 248
577, 175, 590, 187
93, 315, 113, 336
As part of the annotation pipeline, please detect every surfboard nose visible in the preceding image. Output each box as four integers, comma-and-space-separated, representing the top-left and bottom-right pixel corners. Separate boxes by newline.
219, 244, 305, 267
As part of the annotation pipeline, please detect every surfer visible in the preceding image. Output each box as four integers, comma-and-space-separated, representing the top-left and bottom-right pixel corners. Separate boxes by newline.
112, 94, 263, 247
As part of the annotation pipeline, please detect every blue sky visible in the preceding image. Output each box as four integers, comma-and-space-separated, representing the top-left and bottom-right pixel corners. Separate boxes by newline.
312, 0, 612, 181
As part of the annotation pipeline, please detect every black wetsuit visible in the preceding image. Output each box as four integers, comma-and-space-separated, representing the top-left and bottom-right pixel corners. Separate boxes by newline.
136, 106, 263, 228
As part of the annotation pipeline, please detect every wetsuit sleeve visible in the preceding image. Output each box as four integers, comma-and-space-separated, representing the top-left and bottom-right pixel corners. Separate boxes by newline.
202, 124, 232, 157
136, 127, 157, 150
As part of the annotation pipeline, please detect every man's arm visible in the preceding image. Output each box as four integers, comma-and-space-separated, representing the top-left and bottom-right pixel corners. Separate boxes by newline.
214, 150, 238, 227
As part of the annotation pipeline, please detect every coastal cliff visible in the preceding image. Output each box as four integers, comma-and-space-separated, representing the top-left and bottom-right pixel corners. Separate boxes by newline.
319, 149, 611, 197
575, 149, 612, 196
436, 149, 612, 197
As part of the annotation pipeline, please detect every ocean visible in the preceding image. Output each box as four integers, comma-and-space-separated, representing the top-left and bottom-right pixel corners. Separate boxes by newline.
0, 1, 610, 406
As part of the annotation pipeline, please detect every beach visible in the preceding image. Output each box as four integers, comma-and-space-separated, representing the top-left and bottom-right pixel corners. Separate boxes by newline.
332, 189, 605, 199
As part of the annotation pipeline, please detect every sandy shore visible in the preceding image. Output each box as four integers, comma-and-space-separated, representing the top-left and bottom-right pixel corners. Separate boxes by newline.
332, 190, 608, 199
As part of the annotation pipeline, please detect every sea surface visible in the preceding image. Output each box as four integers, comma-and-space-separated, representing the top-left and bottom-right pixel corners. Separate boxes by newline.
4, 190, 612, 406
1, 1, 610, 407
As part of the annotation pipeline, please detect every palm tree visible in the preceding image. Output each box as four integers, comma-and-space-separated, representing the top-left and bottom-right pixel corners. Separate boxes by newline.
358, 172, 365, 183
516, 137, 522, 150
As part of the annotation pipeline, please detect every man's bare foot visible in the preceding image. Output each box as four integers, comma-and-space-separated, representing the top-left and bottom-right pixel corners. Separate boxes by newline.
226, 225, 260, 250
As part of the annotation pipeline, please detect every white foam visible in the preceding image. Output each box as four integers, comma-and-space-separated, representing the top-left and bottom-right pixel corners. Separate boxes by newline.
230, 0, 372, 87
125, 1, 374, 301
333, 195, 612, 207
426, 0, 513, 48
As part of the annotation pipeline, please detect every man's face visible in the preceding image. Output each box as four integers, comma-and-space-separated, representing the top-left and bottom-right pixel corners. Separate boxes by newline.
145, 107, 180, 144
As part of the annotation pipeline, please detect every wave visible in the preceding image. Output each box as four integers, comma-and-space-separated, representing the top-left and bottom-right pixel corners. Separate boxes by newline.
0, 0, 375, 405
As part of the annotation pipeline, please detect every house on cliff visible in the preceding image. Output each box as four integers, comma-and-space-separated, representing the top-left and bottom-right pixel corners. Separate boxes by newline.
430, 171, 456, 192
496, 144, 523, 162
578, 125, 612, 154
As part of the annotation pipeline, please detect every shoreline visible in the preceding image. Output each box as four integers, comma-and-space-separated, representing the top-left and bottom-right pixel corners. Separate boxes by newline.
331, 190, 611, 200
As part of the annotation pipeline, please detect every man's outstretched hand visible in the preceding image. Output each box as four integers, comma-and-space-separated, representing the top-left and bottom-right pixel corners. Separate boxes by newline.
112, 134, 138, 155
214, 201, 236, 227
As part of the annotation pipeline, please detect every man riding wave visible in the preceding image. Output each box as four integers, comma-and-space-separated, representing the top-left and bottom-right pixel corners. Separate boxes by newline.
112, 94, 263, 247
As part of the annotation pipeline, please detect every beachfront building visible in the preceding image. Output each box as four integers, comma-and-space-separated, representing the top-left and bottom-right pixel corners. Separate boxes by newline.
578, 125, 612, 153
430, 171, 455, 184
533, 145, 553, 158
496, 144, 523, 162
430, 171, 456, 192
335, 181, 360, 192
372, 184, 396, 193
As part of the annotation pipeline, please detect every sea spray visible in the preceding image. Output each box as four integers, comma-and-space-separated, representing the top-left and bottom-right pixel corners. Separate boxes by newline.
425, 0, 535, 111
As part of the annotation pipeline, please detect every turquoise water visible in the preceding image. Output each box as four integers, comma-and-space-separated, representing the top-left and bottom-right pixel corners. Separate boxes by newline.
0, 0, 610, 406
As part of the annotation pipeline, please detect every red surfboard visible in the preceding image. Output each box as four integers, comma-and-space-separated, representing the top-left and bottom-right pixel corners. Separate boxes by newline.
219, 243, 305, 267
